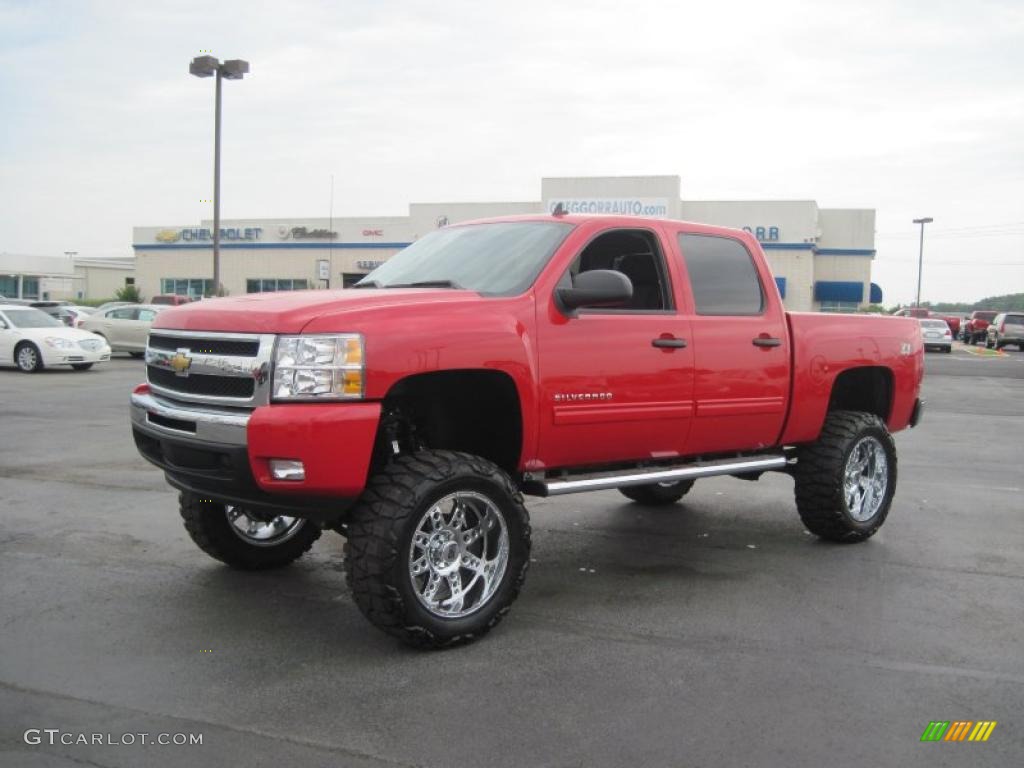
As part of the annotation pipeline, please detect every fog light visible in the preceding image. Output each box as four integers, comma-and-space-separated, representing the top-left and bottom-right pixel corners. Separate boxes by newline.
269, 459, 305, 481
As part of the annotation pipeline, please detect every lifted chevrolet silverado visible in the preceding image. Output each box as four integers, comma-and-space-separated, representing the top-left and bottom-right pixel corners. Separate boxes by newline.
131, 214, 925, 647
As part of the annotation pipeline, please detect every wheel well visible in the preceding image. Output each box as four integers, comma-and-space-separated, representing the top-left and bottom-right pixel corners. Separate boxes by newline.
827, 366, 893, 421
376, 370, 523, 475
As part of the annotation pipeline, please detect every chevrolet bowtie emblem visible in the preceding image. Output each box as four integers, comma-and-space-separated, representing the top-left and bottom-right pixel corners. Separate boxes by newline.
170, 349, 192, 377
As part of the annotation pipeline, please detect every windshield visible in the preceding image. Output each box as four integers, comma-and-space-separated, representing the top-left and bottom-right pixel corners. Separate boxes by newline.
3, 308, 65, 328
357, 221, 574, 295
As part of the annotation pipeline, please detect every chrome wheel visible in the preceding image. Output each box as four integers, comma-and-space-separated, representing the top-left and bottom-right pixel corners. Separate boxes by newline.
225, 506, 306, 547
844, 436, 888, 522
408, 491, 509, 619
17, 345, 39, 371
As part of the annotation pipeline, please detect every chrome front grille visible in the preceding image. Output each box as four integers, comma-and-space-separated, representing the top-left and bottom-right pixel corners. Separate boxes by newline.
144, 330, 276, 407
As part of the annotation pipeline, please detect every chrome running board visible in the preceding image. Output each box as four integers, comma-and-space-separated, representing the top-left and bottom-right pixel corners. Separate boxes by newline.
523, 454, 788, 497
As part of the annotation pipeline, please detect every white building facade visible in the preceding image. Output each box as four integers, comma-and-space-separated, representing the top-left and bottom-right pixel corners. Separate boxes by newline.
1, 254, 135, 301
132, 176, 881, 311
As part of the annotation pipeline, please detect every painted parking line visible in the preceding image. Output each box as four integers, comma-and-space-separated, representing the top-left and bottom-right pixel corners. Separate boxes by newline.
958, 345, 1009, 358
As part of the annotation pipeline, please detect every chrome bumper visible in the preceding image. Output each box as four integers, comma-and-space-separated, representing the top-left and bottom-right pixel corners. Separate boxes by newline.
130, 390, 249, 445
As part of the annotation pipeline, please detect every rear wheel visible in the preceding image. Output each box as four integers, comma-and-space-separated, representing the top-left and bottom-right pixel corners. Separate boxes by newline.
15, 342, 43, 372
794, 410, 897, 543
619, 479, 695, 506
178, 492, 321, 570
345, 450, 530, 648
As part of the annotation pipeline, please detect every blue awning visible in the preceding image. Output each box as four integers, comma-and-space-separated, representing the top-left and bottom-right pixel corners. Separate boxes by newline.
814, 281, 864, 303
869, 283, 883, 303
774, 276, 787, 298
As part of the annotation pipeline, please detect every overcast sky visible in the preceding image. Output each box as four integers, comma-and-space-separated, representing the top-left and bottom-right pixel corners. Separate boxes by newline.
1, 0, 1021, 305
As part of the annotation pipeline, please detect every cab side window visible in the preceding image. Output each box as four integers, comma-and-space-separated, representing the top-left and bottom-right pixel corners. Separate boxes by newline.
109, 307, 138, 320
678, 234, 764, 315
138, 309, 157, 322
561, 229, 672, 311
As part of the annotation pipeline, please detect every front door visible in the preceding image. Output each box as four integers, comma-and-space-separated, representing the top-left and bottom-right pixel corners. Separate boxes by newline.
535, 227, 694, 469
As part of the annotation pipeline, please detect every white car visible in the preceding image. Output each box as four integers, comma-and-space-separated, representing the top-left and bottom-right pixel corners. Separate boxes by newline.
918, 318, 953, 353
0, 304, 111, 372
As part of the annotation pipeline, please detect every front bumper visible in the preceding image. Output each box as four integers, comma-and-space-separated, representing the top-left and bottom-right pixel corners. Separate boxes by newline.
130, 389, 381, 523
41, 344, 111, 366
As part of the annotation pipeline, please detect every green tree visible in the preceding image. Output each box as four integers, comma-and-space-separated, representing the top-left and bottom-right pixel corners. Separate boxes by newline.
115, 284, 142, 303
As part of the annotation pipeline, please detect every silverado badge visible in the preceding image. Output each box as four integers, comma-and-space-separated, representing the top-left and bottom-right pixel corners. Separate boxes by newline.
170, 349, 192, 377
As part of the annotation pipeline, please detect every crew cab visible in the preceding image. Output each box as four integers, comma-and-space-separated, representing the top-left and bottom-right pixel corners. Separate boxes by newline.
130, 215, 925, 648
963, 310, 999, 345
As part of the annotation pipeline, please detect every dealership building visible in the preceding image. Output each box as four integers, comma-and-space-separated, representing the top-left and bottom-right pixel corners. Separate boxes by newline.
133, 175, 881, 312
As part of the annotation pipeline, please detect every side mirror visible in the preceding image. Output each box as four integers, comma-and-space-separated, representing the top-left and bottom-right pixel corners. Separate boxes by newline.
557, 269, 633, 313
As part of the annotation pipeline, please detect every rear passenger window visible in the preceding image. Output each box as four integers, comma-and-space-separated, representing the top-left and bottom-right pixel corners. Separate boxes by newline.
678, 234, 764, 315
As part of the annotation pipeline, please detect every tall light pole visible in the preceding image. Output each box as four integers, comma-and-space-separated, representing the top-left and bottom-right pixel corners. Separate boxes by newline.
912, 217, 933, 308
189, 55, 249, 297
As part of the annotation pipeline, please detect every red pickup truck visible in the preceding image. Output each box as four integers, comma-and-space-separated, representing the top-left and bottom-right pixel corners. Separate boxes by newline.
130, 215, 924, 647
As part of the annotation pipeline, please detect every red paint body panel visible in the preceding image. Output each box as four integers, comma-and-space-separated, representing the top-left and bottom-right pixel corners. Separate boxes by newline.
779, 312, 923, 444
247, 402, 381, 496
147, 213, 924, 499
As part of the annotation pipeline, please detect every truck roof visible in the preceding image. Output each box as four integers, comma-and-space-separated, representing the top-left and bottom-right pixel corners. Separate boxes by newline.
448, 213, 754, 239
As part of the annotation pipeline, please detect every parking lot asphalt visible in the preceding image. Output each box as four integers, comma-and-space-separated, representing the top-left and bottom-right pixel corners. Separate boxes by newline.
1, 344, 1022, 768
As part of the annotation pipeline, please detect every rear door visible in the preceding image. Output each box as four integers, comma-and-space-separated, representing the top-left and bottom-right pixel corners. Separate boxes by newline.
669, 230, 791, 454
130, 308, 159, 350
105, 306, 139, 348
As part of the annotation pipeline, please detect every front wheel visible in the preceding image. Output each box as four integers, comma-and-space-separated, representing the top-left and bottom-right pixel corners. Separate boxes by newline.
15, 342, 43, 372
619, 479, 695, 505
794, 411, 897, 543
344, 450, 530, 649
178, 492, 321, 569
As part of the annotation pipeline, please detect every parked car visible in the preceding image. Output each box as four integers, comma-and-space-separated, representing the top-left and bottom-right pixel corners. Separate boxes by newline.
151, 295, 195, 306
918, 318, 953, 352
938, 313, 965, 338
92, 301, 134, 314
985, 313, 1024, 350
81, 304, 165, 356
28, 300, 72, 319
130, 213, 925, 648
0, 304, 111, 372
893, 307, 932, 318
962, 310, 999, 345
57, 306, 97, 328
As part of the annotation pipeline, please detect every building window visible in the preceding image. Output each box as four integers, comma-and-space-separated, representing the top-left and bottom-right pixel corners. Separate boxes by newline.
125, 277, 135, 286
342, 273, 368, 288
160, 278, 214, 298
0, 275, 18, 298
22, 277, 40, 300
245, 279, 309, 293
819, 300, 860, 313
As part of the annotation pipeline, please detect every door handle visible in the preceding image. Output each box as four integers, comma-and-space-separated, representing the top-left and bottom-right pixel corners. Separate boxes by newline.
652, 337, 687, 349
752, 337, 782, 348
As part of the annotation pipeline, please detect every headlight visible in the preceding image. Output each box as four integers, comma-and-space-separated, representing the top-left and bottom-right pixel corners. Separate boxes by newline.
273, 334, 364, 400
44, 337, 77, 350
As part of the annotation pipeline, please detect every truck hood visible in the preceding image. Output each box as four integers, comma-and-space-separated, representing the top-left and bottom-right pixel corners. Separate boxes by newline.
150, 288, 482, 334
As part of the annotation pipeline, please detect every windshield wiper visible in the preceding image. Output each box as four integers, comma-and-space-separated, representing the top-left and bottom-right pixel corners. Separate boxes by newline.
388, 280, 464, 289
